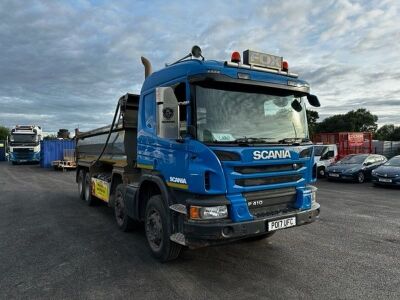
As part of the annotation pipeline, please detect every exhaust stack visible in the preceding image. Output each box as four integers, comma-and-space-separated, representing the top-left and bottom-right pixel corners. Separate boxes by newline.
141, 56, 152, 78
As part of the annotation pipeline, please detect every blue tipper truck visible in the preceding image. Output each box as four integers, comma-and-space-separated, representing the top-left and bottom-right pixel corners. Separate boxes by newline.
76, 46, 321, 261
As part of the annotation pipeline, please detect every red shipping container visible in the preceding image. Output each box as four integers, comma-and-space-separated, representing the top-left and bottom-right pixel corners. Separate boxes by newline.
313, 132, 372, 159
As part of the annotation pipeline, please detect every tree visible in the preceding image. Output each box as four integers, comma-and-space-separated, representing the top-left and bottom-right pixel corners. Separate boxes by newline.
392, 127, 400, 141
316, 109, 378, 133
306, 109, 319, 138
0, 126, 10, 140
346, 108, 378, 132
43, 134, 58, 140
374, 124, 396, 140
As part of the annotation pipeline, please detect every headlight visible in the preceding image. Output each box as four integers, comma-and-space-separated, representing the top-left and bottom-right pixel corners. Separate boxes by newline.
189, 205, 228, 220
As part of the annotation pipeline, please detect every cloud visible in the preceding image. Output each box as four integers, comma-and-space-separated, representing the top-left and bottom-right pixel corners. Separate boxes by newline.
0, 0, 399, 132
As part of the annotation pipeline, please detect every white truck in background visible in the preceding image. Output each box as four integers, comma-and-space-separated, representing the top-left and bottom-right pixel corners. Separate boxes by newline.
314, 144, 338, 177
9, 125, 42, 164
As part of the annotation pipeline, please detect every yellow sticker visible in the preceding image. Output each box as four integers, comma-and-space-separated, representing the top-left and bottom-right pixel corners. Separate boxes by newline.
91, 178, 110, 202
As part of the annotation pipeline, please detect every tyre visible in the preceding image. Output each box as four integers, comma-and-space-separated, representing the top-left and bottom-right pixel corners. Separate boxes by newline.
84, 173, 96, 206
144, 195, 182, 262
114, 184, 136, 232
317, 167, 326, 178
77, 170, 85, 200
244, 231, 276, 242
356, 171, 365, 183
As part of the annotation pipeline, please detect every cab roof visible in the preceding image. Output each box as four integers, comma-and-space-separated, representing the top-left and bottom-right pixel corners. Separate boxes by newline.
141, 59, 310, 94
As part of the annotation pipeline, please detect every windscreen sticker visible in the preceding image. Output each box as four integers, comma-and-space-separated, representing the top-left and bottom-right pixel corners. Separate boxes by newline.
211, 133, 235, 142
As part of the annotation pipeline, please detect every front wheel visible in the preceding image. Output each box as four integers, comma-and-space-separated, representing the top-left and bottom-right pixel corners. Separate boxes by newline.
317, 167, 326, 178
356, 171, 365, 183
145, 195, 182, 262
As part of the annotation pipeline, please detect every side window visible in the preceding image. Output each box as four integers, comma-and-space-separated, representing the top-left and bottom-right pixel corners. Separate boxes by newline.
365, 156, 375, 164
173, 82, 188, 135
144, 92, 155, 133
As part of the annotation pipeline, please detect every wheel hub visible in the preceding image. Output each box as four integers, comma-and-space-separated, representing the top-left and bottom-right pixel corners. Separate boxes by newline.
146, 209, 163, 250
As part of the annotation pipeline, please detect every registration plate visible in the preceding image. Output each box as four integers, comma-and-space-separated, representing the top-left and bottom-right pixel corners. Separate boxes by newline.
268, 217, 296, 231
329, 173, 340, 177
379, 178, 392, 183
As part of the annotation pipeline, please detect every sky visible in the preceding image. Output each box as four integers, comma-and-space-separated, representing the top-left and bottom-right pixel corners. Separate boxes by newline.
0, 0, 399, 132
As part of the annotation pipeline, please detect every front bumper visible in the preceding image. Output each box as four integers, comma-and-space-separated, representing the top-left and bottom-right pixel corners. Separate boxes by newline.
327, 172, 356, 181
372, 175, 400, 186
184, 203, 320, 248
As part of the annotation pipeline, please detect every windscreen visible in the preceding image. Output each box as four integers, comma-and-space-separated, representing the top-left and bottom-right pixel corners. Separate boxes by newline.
11, 134, 37, 143
314, 146, 327, 156
194, 83, 308, 143
339, 155, 367, 164
385, 156, 400, 166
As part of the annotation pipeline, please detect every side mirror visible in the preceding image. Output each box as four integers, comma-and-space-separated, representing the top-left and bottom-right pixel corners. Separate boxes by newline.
156, 87, 180, 139
291, 99, 303, 112
307, 94, 320, 107
364, 161, 372, 166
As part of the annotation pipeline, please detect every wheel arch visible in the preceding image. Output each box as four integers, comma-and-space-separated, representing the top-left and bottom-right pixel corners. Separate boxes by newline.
109, 172, 124, 207
137, 174, 170, 221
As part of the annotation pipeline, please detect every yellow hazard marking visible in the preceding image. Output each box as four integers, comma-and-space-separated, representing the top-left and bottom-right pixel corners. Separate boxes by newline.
91, 178, 110, 202
137, 163, 154, 170
167, 182, 189, 190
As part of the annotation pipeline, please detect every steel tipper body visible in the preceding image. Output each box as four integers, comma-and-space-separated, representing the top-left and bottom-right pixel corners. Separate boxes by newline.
9, 125, 42, 164
76, 47, 321, 261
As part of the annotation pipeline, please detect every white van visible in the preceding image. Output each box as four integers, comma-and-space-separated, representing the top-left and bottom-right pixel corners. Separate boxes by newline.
314, 144, 338, 177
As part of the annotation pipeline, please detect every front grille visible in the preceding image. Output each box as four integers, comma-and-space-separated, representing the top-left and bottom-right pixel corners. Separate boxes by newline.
234, 163, 303, 174
13, 149, 34, 159
243, 187, 297, 218
13, 148, 33, 153
236, 175, 301, 187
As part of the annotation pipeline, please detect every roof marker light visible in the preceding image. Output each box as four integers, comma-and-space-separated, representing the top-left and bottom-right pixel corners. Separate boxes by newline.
231, 51, 241, 63
282, 61, 289, 72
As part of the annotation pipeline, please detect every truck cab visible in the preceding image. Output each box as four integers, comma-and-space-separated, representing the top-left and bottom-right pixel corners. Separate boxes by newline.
76, 47, 321, 261
9, 125, 42, 164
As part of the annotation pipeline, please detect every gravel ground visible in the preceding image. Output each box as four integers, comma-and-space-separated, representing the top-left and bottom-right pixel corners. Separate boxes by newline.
0, 162, 399, 299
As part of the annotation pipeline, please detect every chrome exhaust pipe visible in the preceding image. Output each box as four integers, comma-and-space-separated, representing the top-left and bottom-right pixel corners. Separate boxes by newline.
141, 56, 152, 78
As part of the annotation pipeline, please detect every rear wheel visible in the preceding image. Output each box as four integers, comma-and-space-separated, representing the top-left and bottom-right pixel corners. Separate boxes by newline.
356, 172, 365, 183
77, 170, 85, 200
145, 195, 182, 262
114, 184, 136, 232
84, 173, 96, 206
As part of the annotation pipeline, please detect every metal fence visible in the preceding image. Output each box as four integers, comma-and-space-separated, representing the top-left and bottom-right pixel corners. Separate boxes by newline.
372, 140, 400, 158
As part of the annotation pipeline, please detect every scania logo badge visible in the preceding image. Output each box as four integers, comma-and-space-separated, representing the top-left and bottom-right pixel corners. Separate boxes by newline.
163, 107, 174, 120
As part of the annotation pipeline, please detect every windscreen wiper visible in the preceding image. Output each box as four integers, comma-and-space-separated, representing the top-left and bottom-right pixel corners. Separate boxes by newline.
278, 137, 310, 145
232, 137, 276, 145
